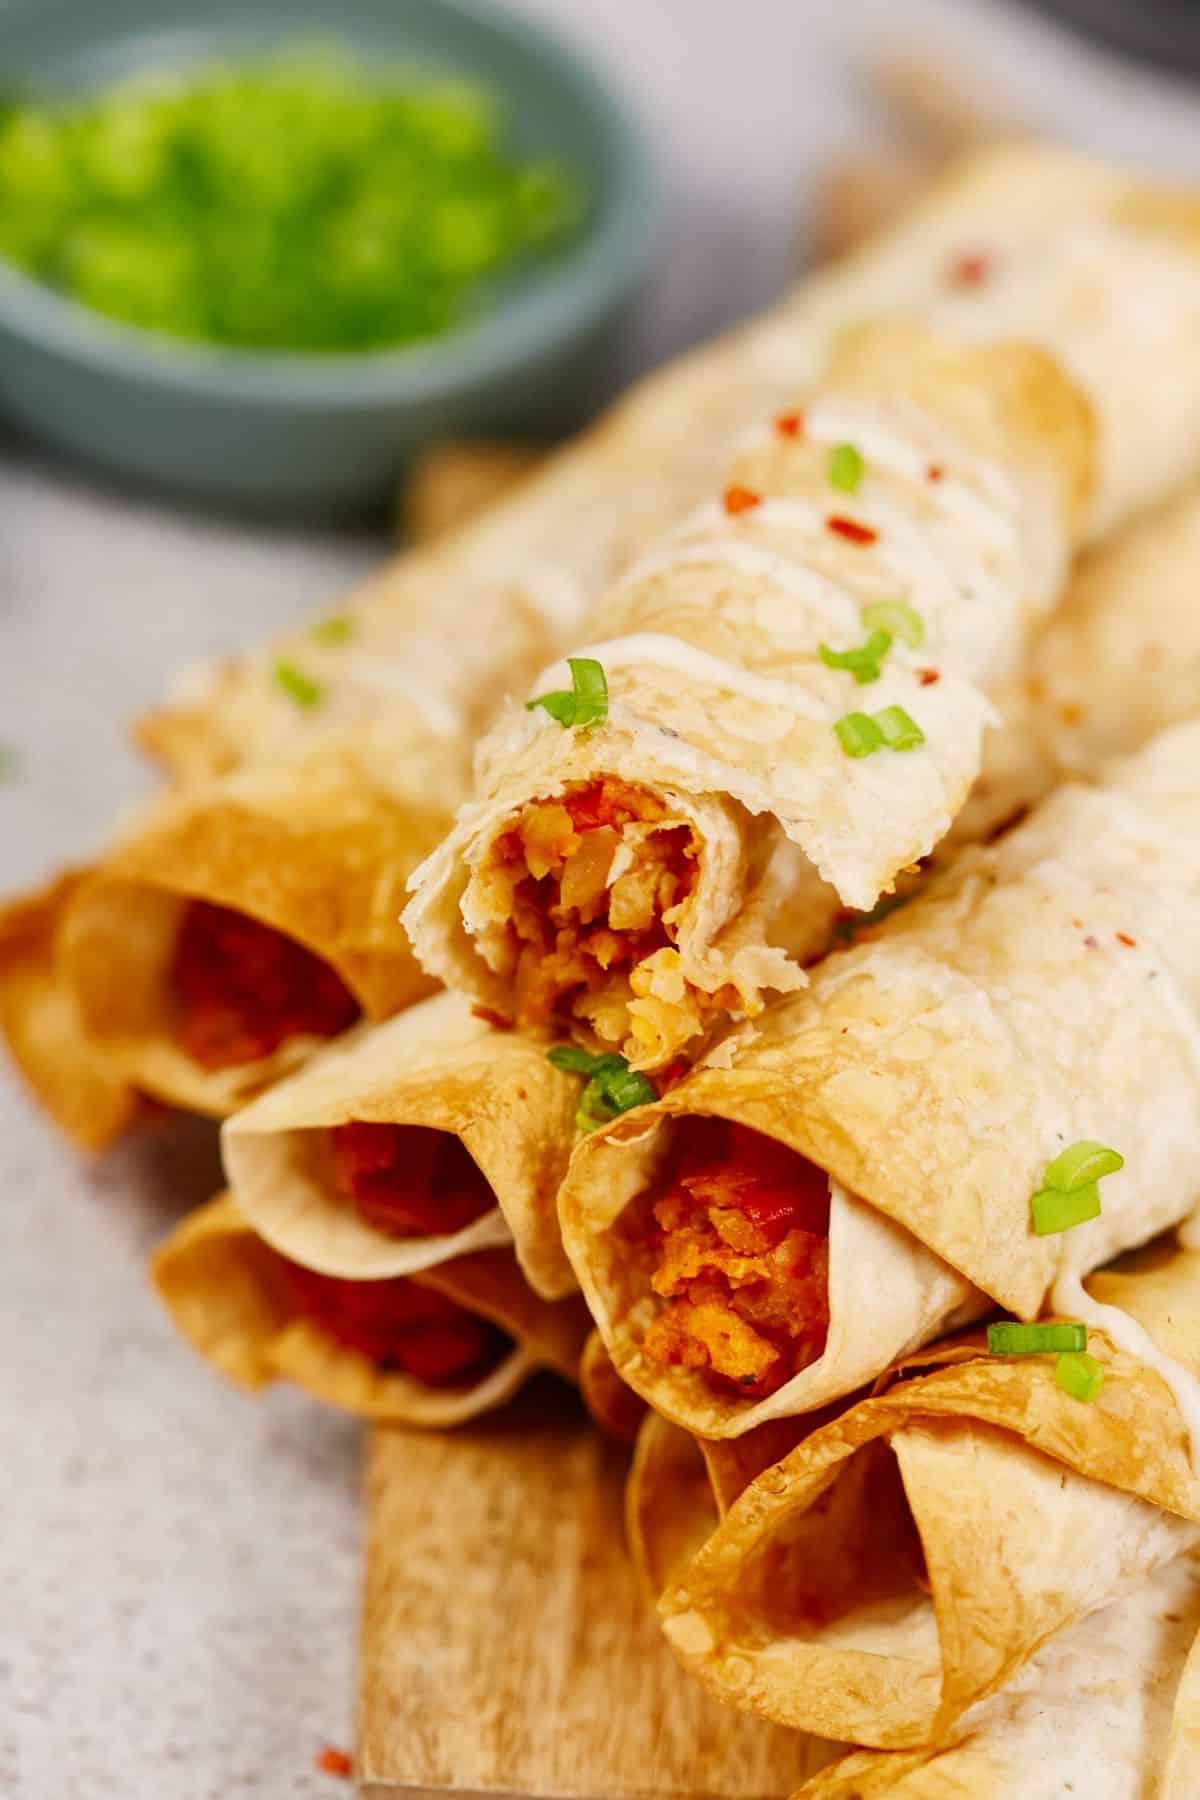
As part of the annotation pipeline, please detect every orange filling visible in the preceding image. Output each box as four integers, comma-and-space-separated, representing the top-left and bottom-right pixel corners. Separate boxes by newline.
329, 1122, 492, 1238
171, 899, 359, 1070
641, 1120, 830, 1399
283, 1263, 507, 1387
489, 778, 697, 1032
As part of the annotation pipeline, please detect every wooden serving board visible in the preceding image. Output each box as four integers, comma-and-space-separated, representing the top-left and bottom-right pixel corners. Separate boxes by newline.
357, 1379, 835, 1799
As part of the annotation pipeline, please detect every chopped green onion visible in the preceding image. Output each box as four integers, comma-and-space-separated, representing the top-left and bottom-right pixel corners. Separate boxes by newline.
1042, 1140, 1124, 1192
548, 1044, 655, 1132
1031, 1182, 1102, 1236
874, 706, 925, 751
273, 658, 323, 709
861, 600, 925, 649
819, 628, 893, 685
828, 443, 865, 494
526, 656, 608, 730
834, 711, 885, 758
312, 614, 355, 646
987, 1321, 1087, 1356
1055, 1350, 1105, 1403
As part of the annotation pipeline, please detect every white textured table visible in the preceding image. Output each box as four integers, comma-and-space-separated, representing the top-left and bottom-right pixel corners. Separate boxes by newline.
4, 2, 1200, 1793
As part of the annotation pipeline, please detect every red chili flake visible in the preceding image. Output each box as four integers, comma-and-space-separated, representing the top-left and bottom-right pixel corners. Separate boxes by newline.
826, 515, 877, 546
918, 669, 941, 686
1083, 935, 1099, 949
471, 1004, 512, 1031
316, 1746, 353, 1779
1116, 932, 1137, 948
926, 463, 944, 482
774, 409, 804, 438
946, 251, 991, 289
724, 484, 762, 516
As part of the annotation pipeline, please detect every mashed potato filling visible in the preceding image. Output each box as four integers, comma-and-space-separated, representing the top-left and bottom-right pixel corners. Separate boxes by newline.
470, 778, 732, 1064
170, 899, 360, 1070
283, 1261, 508, 1388
328, 1121, 493, 1238
640, 1120, 831, 1398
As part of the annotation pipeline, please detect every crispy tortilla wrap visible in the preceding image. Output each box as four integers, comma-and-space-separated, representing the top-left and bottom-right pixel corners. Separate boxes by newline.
221, 991, 577, 1301
657, 1237, 1200, 1748
559, 719, 1200, 1436
151, 1192, 589, 1428
138, 145, 1136, 785
796, 1551, 1200, 1798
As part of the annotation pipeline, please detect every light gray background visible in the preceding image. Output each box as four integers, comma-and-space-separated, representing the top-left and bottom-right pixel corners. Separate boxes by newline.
4, 2, 1200, 1794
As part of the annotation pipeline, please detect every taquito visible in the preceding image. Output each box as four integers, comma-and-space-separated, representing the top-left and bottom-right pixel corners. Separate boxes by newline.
151, 1192, 589, 1428
139, 145, 1134, 784
559, 719, 1200, 1436
405, 192, 1200, 1075
796, 1552, 1200, 1797
221, 990, 577, 1301
657, 1237, 1200, 1748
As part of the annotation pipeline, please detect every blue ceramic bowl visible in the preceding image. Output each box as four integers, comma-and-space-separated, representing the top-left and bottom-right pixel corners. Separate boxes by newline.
0, 0, 658, 511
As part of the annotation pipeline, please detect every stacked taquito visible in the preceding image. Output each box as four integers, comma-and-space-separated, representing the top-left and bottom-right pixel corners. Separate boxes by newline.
7, 145, 1196, 1146
153, 994, 589, 1425
559, 718, 1200, 1434
406, 185, 1200, 1077
633, 1238, 1200, 1755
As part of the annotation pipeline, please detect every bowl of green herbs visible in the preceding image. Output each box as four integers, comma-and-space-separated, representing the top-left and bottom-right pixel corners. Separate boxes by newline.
0, 0, 657, 511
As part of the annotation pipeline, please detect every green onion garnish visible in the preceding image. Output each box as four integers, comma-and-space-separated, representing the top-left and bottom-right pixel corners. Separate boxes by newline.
1042, 1141, 1125, 1191
874, 706, 925, 751
312, 614, 355, 646
1055, 1350, 1105, 1403
834, 711, 884, 758
1031, 1182, 1101, 1236
861, 600, 925, 649
819, 628, 893, 685
828, 443, 865, 494
526, 656, 608, 730
987, 1321, 1087, 1356
273, 659, 323, 709
547, 1045, 656, 1133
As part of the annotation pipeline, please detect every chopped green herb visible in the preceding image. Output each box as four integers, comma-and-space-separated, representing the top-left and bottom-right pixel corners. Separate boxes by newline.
0, 50, 584, 352
1042, 1140, 1125, 1192
827, 443, 864, 494
874, 706, 925, 751
987, 1321, 1087, 1356
861, 600, 925, 648
273, 658, 323, 709
819, 628, 893, 685
526, 657, 608, 730
834, 711, 885, 758
1055, 1350, 1105, 1403
312, 614, 355, 646
1032, 1182, 1102, 1236
548, 1044, 655, 1133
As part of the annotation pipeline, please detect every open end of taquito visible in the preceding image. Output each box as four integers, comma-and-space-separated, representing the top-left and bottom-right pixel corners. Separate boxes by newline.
657, 1251, 1200, 1749
559, 1101, 984, 1438
58, 727, 457, 1116
151, 1193, 589, 1428
0, 869, 144, 1150
221, 992, 578, 1301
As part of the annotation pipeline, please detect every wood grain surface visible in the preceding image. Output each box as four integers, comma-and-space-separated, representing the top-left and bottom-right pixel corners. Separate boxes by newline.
357, 1379, 835, 1799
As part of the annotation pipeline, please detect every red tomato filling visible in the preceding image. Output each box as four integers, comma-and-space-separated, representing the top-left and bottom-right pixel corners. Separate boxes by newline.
328, 1122, 493, 1238
641, 1120, 831, 1399
170, 899, 359, 1070
284, 1263, 507, 1387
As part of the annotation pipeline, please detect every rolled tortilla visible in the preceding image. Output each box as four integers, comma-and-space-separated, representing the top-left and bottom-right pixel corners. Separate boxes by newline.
137, 145, 1137, 785
579, 1330, 647, 1445
794, 1551, 1200, 1798
151, 1192, 589, 1428
221, 990, 577, 1301
559, 718, 1200, 1436
657, 1236, 1200, 1748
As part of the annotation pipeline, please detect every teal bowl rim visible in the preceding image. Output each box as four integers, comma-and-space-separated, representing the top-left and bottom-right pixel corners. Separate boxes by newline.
0, 0, 661, 407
